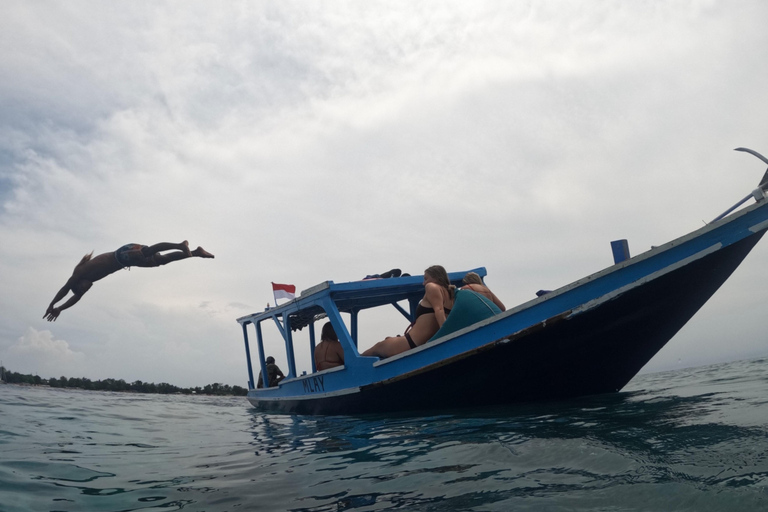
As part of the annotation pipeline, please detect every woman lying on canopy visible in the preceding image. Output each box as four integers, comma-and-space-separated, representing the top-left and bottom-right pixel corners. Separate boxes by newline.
362, 265, 455, 359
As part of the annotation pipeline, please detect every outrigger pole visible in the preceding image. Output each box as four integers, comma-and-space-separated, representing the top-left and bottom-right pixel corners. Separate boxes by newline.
711, 147, 768, 223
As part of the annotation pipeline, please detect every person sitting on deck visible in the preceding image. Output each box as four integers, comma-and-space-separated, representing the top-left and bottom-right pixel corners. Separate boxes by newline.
44, 241, 214, 321
362, 265, 455, 359
461, 272, 506, 311
256, 356, 285, 388
314, 321, 344, 371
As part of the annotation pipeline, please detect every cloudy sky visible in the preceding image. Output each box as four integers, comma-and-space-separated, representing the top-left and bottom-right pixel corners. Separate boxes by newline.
2, 1, 768, 388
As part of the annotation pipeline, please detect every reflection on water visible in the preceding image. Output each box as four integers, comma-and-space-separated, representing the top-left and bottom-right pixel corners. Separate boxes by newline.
1, 358, 767, 511
244, 367, 768, 511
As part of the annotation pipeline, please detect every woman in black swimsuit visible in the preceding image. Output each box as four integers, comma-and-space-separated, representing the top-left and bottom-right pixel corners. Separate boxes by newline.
362, 265, 455, 359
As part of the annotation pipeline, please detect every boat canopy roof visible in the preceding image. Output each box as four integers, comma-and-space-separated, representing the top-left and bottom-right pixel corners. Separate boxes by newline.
237, 267, 487, 332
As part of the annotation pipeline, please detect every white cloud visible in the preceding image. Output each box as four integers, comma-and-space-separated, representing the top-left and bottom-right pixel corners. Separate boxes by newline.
9, 327, 81, 359
5, 327, 86, 377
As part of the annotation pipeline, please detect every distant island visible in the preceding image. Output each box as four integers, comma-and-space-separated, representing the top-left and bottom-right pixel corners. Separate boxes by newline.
0, 365, 247, 396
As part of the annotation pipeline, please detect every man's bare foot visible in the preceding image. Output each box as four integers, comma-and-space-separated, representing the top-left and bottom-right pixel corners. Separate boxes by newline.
192, 247, 215, 258
180, 240, 192, 256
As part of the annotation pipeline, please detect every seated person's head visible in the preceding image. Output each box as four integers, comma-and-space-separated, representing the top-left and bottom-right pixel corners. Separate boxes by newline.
424, 265, 450, 288
463, 272, 483, 286
321, 321, 338, 342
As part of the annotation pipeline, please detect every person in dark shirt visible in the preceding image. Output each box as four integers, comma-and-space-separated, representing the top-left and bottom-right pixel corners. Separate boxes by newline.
257, 356, 285, 388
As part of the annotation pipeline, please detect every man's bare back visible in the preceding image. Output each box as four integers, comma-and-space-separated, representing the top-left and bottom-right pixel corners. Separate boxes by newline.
74, 252, 124, 283
313, 321, 345, 371
314, 339, 345, 371
44, 240, 214, 321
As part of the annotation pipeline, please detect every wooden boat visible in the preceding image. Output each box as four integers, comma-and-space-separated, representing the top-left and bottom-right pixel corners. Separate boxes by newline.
237, 149, 768, 415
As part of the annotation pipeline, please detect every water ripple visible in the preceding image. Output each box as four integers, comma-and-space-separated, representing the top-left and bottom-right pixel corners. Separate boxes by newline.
2, 358, 768, 510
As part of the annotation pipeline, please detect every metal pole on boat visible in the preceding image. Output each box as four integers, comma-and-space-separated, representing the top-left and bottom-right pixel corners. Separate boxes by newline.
284, 316, 297, 379
711, 147, 768, 223
255, 322, 269, 388
309, 323, 317, 373
242, 323, 256, 390
735, 147, 768, 167
350, 312, 358, 347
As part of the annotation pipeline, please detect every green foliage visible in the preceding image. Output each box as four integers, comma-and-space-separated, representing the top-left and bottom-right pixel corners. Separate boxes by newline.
0, 366, 247, 396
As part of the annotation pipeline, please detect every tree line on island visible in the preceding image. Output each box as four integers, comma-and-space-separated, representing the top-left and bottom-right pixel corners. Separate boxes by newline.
0, 365, 247, 396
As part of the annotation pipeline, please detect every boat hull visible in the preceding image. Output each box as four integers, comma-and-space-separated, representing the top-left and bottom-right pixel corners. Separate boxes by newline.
248, 228, 765, 415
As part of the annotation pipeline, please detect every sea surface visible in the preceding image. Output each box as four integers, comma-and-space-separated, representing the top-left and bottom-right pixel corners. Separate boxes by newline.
1, 357, 767, 512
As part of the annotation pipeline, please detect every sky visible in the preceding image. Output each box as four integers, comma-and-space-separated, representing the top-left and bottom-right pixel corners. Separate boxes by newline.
2, 1, 768, 388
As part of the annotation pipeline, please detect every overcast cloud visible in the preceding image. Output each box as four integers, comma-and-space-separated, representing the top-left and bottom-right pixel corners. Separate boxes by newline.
2, 1, 768, 388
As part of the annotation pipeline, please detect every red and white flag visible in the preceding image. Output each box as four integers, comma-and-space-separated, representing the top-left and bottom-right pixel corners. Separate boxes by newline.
272, 282, 296, 302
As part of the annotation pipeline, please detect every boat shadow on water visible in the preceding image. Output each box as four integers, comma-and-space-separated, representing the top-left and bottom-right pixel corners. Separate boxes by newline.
240, 380, 768, 510
247, 388, 761, 457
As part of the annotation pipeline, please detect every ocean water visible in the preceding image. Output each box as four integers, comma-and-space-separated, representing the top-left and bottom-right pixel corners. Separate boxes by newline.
1, 358, 767, 512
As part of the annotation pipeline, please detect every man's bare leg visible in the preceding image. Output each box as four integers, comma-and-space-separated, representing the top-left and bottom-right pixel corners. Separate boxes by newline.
150, 244, 214, 266
192, 247, 214, 258
142, 241, 192, 258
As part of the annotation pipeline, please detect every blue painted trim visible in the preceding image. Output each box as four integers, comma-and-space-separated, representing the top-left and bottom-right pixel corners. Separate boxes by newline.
391, 301, 413, 322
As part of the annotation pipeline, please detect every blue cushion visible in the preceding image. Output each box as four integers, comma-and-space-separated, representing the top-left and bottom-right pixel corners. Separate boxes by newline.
428, 289, 501, 341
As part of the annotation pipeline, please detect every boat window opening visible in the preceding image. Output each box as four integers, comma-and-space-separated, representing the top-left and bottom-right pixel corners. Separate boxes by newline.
284, 322, 312, 377
391, 300, 416, 323
354, 298, 419, 355
247, 307, 357, 380
308, 310, 354, 374
251, 319, 291, 387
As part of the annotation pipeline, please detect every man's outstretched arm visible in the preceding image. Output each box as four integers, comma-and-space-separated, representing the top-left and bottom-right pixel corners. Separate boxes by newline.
44, 293, 83, 322
45, 283, 71, 314
44, 281, 91, 321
